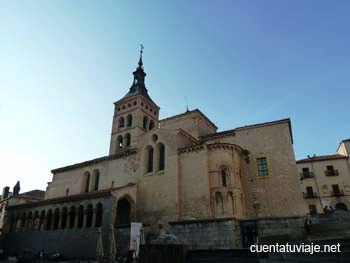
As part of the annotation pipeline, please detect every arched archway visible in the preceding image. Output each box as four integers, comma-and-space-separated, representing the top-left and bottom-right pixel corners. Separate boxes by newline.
77, 205, 84, 228
115, 197, 134, 226
86, 204, 93, 228
95, 203, 103, 227
69, 206, 76, 228
46, 210, 52, 230
335, 202, 348, 211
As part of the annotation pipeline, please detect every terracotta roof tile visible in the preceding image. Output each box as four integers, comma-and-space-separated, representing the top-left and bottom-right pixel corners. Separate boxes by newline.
297, 154, 348, 164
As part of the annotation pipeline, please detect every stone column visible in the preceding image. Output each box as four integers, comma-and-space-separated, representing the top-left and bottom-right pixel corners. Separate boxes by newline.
83, 210, 88, 228
58, 212, 63, 229
41, 216, 47, 231
92, 208, 97, 228
74, 214, 79, 229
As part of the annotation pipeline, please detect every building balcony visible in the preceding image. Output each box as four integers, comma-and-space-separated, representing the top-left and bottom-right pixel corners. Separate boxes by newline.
325, 170, 339, 176
303, 192, 318, 199
300, 171, 314, 179
331, 190, 344, 197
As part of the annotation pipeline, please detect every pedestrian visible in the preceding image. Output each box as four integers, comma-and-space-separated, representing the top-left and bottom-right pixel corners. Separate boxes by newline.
304, 218, 312, 235
323, 206, 328, 214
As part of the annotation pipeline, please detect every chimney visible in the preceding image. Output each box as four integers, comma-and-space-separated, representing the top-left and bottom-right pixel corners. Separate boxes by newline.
2, 187, 10, 199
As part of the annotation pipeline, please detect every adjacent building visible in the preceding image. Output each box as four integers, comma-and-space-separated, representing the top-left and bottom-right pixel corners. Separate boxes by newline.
297, 139, 350, 214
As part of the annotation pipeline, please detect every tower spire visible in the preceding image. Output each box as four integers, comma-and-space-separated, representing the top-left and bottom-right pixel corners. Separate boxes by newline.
138, 44, 144, 68
121, 45, 155, 103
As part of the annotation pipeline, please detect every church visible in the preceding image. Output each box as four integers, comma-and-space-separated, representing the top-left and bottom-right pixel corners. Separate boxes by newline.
1, 50, 307, 257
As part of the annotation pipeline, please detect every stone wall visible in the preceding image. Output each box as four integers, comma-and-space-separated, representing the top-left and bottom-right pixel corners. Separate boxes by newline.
169, 218, 241, 249
169, 216, 307, 250
256, 216, 305, 243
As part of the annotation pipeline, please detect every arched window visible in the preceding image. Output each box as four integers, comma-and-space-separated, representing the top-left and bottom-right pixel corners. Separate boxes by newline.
65, 188, 69, 196
125, 133, 131, 147
82, 172, 91, 193
215, 192, 224, 215
143, 116, 148, 130
127, 114, 132, 127
95, 203, 103, 227
117, 135, 123, 149
86, 204, 93, 228
119, 117, 125, 128
158, 143, 165, 171
221, 166, 230, 187
147, 147, 154, 173
93, 169, 100, 191
149, 120, 155, 130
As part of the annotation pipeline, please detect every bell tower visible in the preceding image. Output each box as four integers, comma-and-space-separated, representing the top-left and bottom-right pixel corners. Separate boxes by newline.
109, 48, 160, 155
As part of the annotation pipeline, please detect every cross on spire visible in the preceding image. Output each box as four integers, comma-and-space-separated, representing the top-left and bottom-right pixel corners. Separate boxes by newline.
138, 44, 144, 68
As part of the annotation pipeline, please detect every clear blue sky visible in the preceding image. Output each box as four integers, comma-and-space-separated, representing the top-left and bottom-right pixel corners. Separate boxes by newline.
0, 1, 349, 192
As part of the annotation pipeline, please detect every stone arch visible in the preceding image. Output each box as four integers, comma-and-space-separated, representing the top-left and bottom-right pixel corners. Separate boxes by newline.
33, 211, 39, 230
27, 211, 33, 231
68, 206, 76, 229
220, 165, 231, 187
46, 209, 52, 230
127, 114, 132, 127
117, 135, 123, 149
53, 208, 60, 230
82, 171, 91, 193
86, 204, 93, 228
91, 169, 100, 191
95, 203, 103, 227
118, 117, 125, 129
125, 133, 131, 147
15, 214, 22, 232
77, 205, 84, 228
39, 210, 45, 231
60, 207, 68, 229
335, 202, 348, 211
115, 195, 134, 226
215, 192, 224, 215
20, 212, 26, 232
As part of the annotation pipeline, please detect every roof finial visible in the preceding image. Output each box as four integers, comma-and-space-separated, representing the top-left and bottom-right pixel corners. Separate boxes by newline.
185, 96, 189, 112
138, 44, 144, 68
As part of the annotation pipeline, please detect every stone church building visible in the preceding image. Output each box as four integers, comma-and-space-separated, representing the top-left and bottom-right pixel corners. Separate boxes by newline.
2, 51, 307, 257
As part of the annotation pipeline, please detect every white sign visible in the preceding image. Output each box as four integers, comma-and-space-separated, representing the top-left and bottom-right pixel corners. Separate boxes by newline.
130, 222, 143, 257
